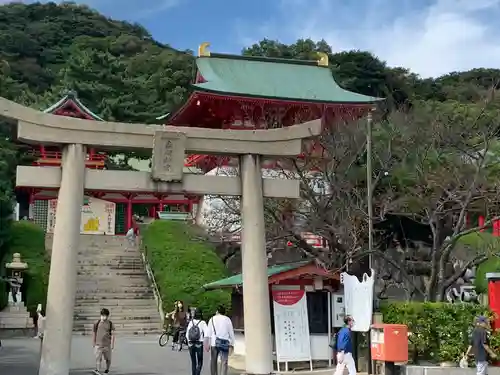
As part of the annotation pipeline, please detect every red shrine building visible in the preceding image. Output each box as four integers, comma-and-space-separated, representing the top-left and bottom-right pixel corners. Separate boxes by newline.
18, 47, 377, 238
20, 91, 196, 235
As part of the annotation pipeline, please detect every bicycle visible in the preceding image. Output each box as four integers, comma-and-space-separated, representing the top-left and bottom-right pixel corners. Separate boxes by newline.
158, 323, 173, 347
158, 323, 188, 349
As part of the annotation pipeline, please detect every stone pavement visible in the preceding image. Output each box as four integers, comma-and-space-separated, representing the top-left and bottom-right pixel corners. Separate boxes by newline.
0, 335, 239, 375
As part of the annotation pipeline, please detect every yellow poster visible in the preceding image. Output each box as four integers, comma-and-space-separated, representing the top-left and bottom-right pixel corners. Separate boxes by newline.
47, 196, 116, 235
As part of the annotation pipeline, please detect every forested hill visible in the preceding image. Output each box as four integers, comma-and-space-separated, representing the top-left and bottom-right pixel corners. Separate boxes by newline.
0, 2, 195, 122
1, 2, 500, 122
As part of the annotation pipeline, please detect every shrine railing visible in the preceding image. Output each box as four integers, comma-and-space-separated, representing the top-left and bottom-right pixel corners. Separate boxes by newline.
139, 237, 165, 325
29, 150, 107, 163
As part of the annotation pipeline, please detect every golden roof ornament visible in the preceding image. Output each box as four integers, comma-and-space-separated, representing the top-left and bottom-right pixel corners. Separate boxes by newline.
198, 42, 211, 57
317, 52, 329, 67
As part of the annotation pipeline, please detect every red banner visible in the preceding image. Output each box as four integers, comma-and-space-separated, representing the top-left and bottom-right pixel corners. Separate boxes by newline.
272, 289, 305, 306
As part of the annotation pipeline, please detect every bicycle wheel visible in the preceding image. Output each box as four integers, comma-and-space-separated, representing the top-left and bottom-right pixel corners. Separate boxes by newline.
158, 332, 170, 347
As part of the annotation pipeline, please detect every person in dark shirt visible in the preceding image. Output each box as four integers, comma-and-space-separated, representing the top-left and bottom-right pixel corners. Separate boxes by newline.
334, 316, 356, 375
466, 316, 496, 375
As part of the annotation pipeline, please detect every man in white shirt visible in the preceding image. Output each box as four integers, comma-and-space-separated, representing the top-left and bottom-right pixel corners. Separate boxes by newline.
204, 305, 235, 375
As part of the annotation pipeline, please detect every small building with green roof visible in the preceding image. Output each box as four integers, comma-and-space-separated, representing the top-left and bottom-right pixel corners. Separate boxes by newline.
203, 259, 342, 367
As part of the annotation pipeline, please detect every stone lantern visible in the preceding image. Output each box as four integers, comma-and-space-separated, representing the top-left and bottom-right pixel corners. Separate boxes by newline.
5, 253, 28, 306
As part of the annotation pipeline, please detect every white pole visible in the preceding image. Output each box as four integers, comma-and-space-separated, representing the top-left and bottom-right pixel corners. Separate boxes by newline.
366, 109, 375, 375
328, 291, 332, 367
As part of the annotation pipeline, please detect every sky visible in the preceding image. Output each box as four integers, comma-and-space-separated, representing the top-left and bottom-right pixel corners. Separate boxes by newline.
8, 0, 500, 78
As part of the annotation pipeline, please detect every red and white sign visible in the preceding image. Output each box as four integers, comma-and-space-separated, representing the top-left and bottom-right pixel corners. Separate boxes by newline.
272, 289, 312, 365
273, 290, 305, 306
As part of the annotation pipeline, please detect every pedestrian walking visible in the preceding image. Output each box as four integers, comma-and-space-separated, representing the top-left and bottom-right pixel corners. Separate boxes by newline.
125, 227, 136, 248
187, 309, 208, 375
465, 315, 497, 375
34, 306, 46, 339
205, 305, 235, 375
334, 316, 356, 375
92, 308, 115, 374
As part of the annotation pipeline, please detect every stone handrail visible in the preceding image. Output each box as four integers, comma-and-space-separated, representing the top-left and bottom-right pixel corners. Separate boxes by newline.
139, 238, 165, 326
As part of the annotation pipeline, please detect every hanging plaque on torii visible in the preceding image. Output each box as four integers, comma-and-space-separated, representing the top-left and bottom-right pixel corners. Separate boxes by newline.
151, 131, 186, 182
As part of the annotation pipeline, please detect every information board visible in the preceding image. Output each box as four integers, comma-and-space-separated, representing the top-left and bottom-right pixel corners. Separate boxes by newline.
272, 289, 312, 365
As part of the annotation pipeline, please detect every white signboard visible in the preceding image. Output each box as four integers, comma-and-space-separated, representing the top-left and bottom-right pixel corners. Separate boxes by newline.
340, 269, 375, 332
47, 196, 116, 235
272, 289, 312, 368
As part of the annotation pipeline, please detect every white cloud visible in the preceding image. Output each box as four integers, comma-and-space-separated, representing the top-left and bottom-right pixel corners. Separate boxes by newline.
241, 0, 500, 78
18, 0, 182, 20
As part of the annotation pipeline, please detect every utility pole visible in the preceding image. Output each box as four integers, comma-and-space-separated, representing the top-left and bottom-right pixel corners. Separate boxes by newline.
366, 108, 375, 375
367, 108, 374, 269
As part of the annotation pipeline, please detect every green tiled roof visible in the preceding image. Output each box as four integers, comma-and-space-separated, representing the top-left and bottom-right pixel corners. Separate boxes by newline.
194, 54, 381, 103
43, 90, 104, 121
203, 260, 311, 290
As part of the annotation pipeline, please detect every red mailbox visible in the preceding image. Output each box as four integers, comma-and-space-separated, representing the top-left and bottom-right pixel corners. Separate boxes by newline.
371, 324, 408, 363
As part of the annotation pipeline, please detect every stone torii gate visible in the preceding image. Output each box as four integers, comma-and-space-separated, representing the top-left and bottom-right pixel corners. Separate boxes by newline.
0, 97, 321, 375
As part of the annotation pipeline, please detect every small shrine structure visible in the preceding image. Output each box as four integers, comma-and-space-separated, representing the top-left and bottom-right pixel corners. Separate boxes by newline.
204, 260, 342, 369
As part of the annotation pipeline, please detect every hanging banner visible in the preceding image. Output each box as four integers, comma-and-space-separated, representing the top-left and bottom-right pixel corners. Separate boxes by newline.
272, 289, 312, 364
341, 269, 375, 332
47, 197, 116, 235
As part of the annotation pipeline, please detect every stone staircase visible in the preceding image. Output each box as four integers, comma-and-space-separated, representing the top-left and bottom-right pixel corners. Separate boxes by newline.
47, 234, 162, 335
0, 304, 33, 330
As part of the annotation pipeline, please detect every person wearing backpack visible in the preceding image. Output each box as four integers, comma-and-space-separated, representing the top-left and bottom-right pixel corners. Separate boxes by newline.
92, 308, 115, 374
187, 309, 208, 375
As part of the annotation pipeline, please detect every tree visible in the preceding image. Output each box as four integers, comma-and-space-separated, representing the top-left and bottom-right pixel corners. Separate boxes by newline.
202, 96, 500, 301
292, 98, 500, 301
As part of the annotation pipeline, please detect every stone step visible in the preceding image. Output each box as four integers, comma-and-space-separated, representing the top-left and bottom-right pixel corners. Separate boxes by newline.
73, 328, 161, 335
73, 322, 161, 331
74, 315, 160, 322
77, 273, 147, 278
0, 306, 29, 314
75, 299, 158, 307
77, 265, 144, 270
76, 282, 151, 288
78, 252, 142, 257
0, 316, 34, 328
79, 243, 136, 249
74, 306, 159, 314
77, 256, 143, 261
78, 248, 140, 253
77, 259, 143, 265
76, 292, 154, 299
76, 286, 153, 298
76, 267, 147, 278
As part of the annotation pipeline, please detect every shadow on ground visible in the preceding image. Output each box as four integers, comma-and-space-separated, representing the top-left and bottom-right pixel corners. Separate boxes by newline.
0, 336, 240, 375
0, 340, 40, 375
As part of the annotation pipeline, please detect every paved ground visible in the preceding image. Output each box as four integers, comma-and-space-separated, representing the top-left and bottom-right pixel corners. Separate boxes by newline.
0, 335, 238, 375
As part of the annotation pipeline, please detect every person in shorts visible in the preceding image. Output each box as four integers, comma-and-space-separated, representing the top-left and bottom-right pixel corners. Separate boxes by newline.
466, 315, 497, 375
92, 308, 115, 374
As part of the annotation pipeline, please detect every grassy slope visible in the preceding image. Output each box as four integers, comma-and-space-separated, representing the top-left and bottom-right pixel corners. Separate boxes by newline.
141, 220, 231, 317
0, 221, 49, 312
